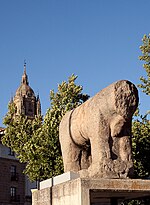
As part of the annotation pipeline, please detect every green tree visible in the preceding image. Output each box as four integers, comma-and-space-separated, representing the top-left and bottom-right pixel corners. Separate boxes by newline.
132, 113, 150, 178
138, 34, 150, 96
132, 35, 150, 178
2, 101, 43, 180
2, 74, 89, 181
36, 74, 89, 180
124, 34, 150, 205
131, 34, 150, 179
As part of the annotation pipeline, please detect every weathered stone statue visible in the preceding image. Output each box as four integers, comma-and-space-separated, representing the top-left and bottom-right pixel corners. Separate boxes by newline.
59, 80, 139, 179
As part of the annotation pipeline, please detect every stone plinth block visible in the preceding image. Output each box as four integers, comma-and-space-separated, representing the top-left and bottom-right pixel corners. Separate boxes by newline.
40, 178, 52, 190
40, 172, 80, 190
32, 177, 150, 205
52, 171, 80, 186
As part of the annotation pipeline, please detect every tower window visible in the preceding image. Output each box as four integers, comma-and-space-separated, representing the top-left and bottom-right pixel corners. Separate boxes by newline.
28, 102, 33, 112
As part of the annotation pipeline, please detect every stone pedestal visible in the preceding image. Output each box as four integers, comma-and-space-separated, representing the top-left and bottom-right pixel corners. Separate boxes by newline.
32, 172, 150, 205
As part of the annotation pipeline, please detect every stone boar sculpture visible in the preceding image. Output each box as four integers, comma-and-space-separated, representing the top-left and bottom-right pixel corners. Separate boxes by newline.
59, 80, 139, 178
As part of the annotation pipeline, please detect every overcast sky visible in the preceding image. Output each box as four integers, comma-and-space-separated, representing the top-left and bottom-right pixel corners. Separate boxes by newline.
0, 0, 149, 126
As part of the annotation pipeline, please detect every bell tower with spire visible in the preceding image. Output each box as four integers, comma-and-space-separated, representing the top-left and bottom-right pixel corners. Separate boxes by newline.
13, 63, 41, 118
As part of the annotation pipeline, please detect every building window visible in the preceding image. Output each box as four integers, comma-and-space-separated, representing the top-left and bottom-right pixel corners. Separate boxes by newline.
10, 186, 16, 197
11, 165, 16, 175
10, 187, 20, 202
9, 148, 15, 156
10, 165, 18, 181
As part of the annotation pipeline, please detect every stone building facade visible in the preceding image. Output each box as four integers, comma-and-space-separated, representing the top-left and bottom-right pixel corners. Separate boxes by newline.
0, 128, 26, 205
0, 64, 40, 205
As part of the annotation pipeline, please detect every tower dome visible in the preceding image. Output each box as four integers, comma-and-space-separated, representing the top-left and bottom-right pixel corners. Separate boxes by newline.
15, 67, 35, 98
13, 63, 41, 118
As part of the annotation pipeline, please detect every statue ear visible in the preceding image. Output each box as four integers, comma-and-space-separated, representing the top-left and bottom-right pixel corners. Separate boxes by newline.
110, 115, 125, 137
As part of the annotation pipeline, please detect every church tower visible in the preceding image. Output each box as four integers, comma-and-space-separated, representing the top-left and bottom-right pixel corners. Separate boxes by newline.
13, 63, 41, 118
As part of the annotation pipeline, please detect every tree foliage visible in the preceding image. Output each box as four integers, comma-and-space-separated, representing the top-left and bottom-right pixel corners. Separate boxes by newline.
132, 113, 150, 178
2, 74, 89, 181
131, 34, 150, 179
138, 34, 150, 95
124, 34, 150, 205
2, 102, 43, 181
38, 74, 89, 180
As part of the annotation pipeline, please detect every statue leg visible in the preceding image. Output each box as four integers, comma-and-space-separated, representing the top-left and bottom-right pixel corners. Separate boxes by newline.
61, 138, 82, 172
59, 111, 82, 173
118, 135, 134, 178
88, 132, 111, 178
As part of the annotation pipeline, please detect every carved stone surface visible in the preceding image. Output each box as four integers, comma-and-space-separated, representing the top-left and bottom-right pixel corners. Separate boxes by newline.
59, 80, 139, 179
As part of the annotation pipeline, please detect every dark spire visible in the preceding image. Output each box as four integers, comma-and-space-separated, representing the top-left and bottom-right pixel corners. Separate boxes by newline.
22, 60, 29, 85
24, 59, 26, 73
